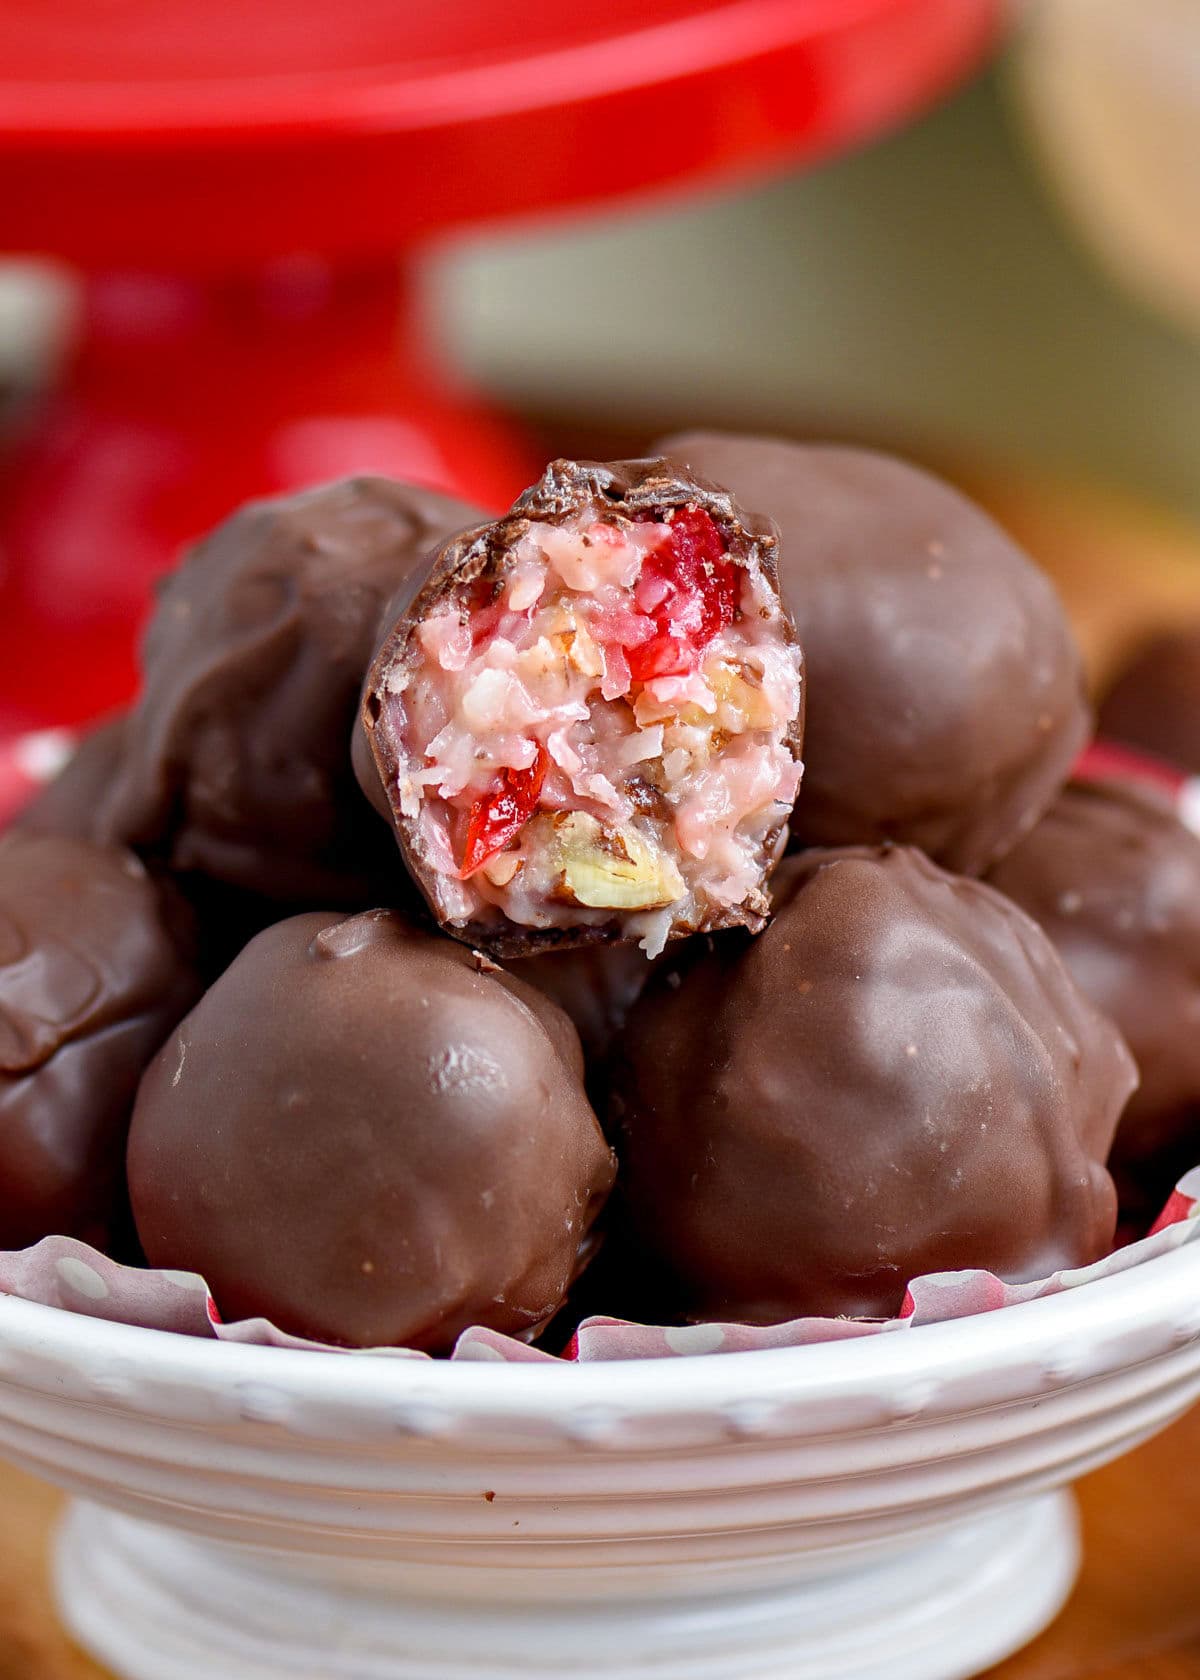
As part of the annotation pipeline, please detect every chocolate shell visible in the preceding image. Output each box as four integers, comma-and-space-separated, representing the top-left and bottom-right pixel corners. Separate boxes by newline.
93, 477, 483, 905
655, 433, 1089, 875
517, 942, 662, 1084
0, 833, 200, 1252
13, 715, 128, 843
988, 778, 1200, 1207
357, 458, 804, 958
128, 909, 616, 1351
11, 714, 271, 982
609, 845, 1133, 1325
1098, 627, 1200, 775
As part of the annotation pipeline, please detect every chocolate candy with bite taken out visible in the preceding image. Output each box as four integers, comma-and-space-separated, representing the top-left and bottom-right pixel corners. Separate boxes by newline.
609, 846, 1132, 1325
128, 909, 615, 1351
357, 458, 804, 959
654, 433, 1089, 875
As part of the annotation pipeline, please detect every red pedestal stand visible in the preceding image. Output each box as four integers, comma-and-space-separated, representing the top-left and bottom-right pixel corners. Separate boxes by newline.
0, 0, 1002, 734
0, 263, 533, 731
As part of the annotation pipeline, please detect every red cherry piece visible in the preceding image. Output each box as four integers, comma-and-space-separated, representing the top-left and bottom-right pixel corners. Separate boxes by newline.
459, 744, 549, 878
469, 601, 505, 648
626, 507, 737, 682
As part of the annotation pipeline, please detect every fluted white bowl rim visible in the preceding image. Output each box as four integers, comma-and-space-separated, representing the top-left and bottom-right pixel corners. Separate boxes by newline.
0, 1235, 1196, 1434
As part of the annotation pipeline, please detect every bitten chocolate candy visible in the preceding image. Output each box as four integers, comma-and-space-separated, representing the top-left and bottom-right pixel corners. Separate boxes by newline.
1098, 627, 1200, 775
94, 477, 483, 905
610, 846, 1132, 1324
0, 833, 200, 1252
357, 458, 804, 959
655, 433, 1089, 875
988, 778, 1200, 1202
128, 909, 616, 1351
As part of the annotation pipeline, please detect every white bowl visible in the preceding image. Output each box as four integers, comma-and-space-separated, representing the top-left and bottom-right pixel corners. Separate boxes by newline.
2, 1237, 1199, 1680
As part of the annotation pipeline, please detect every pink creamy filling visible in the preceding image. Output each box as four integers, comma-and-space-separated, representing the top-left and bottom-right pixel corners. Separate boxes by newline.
390, 511, 802, 952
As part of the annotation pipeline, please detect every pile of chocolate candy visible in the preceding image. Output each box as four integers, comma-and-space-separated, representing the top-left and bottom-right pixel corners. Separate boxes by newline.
5, 436, 1199, 1354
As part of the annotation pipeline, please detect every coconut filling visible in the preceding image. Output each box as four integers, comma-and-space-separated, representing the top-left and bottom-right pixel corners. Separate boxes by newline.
389, 507, 803, 955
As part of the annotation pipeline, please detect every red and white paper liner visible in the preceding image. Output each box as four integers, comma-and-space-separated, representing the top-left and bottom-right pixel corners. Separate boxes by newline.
1073, 738, 1200, 828
4, 727, 1200, 1361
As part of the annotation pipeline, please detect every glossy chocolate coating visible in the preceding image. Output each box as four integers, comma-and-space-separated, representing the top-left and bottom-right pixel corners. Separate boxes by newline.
655, 433, 1089, 875
0, 833, 200, 1252
128, 909, 615, 1351
11, 715, 271, 982
1098, 628, 1200, 775
357, 456, 804, 957
517, 943, 662, 1079
13, 715, 128, 843
94, 477, 483, 905
610, 846, 1132, 1324
988, 778, 1200, 1194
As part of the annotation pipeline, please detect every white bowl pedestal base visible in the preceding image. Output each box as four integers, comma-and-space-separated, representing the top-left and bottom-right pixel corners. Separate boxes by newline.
56, 1492, 1079, 1680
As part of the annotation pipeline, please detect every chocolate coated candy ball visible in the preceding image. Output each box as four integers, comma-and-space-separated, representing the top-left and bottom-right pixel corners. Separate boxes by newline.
129, 910, 615, 1351
0, 833, 200, 1251
95, 477, 483, 904
610, 846, 1133, 1324
13, 715, 128, 844
655, 433, 1089, 875
1098, 628, 1200, 775
518, 942, 661, 1076
15, 715, 275, 982
988, 778, 1200, 1200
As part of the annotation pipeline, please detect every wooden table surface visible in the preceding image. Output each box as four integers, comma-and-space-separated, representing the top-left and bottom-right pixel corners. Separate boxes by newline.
3, 457, 1200, 1678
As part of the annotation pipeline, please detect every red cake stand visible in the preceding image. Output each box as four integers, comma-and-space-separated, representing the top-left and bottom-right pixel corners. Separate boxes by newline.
0, 0, 1002, 734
